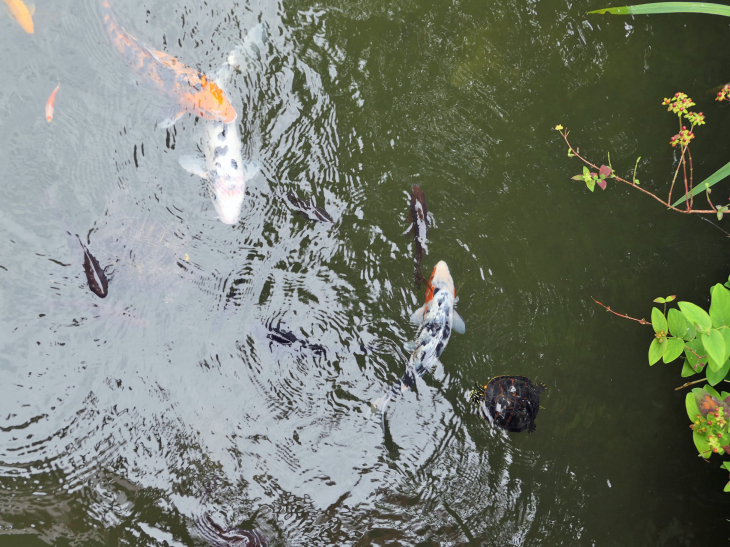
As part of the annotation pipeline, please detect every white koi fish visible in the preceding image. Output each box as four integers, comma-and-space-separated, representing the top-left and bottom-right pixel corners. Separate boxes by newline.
372, 260, 465, 414
179, 24, 267, 225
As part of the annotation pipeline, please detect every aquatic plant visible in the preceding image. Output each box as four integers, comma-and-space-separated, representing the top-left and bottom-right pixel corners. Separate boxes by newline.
556, 90, 730, 218
594, 283, 730, 491
585, 1, 730, 205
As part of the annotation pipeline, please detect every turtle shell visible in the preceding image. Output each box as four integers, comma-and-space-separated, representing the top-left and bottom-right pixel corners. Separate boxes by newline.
470, 376, 546, 433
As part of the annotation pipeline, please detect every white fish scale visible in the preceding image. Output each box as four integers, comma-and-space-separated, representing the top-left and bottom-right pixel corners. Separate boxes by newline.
202, 118, 245, 195
409, 287, 454, 377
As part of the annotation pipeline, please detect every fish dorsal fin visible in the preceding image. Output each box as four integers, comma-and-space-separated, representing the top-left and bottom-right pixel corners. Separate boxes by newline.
452, 310, 466, 335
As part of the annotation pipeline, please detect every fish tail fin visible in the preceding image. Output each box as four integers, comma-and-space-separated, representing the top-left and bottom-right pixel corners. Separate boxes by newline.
228, 23, 268, 71
370, 392, 393, 415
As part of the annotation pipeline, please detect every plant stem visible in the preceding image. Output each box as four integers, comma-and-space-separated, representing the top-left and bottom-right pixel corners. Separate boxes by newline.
668, 150, 683, 205
591, 297, 651, 325
688, 147, 694, 209
675, 378, 708, 391
682, 147, 690, 210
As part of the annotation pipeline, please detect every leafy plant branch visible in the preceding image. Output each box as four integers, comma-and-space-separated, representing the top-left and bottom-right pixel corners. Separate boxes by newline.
555, 92, 730, 217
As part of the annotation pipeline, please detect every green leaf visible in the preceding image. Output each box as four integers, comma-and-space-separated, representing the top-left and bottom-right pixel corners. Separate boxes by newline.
686, 392, 701, 420
651, 307, 668, 333
724, 482, 730, 492
682, 361, 699, 377
721, 328, 730, 362
668, 309, 692, 339
663, 338, 685, 363
666, 295, 676, 302
711, 284, 730, 327
722, 461, 730, 472
649, 338, 667, 365
702, 330, 726, 369
672, 159, 730, 207
705, 385, 722, 399
571, 175, 584, 180
679, 301, 712, 332
685, 339, 706, 368
586, 178, 595, 192
707, 357, 730, 386
694, 429, 712, 459
590, 2, 730, 17
654, 297, 666, 304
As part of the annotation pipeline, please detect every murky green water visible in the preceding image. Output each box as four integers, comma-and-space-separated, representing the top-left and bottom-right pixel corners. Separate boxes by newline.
2, 0, 730, 544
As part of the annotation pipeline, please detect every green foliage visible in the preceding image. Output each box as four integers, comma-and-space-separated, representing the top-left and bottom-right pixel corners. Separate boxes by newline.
642, 288, 730, 489
586, 4, 730, 207
571, 165, 612, 191
589, 2, 730, 16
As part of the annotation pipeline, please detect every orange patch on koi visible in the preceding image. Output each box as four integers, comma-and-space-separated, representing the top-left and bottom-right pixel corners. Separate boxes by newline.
4, 0, 34, 33
100, 0, 236, 124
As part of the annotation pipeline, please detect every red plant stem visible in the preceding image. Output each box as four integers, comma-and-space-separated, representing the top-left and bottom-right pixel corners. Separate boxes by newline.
668, 151, 683, 205
561, 131, 714, 214
682, 147, 690, 210
688, 147, 694, 209
591, 297, 651, 325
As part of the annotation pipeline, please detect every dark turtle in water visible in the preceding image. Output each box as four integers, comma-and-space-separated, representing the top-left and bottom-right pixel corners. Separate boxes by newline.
469, 376, 546, 433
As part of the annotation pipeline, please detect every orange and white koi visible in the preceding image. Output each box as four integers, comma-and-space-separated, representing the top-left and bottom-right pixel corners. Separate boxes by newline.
3, 0, 33, 33
372, 261, 465, 413
45, 83, 59, 122
100, 0, 236, 127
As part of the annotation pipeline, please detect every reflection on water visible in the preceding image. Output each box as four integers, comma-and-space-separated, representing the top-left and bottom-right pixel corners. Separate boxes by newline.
2, 0, 730, 544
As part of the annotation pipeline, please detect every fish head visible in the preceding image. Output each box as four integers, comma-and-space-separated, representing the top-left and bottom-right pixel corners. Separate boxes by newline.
192, 76, 237, 123
210, 174, 245, 225
425, 260, 455, 302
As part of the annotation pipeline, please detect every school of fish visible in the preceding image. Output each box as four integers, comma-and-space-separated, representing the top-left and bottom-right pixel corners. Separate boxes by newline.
4, 0, 555, 542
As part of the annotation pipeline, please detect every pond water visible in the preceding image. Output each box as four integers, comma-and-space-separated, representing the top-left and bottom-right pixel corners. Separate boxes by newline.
2, 0, 730, 545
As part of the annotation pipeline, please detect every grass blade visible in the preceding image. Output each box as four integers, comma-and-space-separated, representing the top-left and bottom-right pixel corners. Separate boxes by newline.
671, 161, 730, 208
589, 2, 730, 16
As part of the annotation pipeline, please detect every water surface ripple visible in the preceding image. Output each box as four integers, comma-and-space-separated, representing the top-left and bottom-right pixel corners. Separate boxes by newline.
2, 0, 730, 544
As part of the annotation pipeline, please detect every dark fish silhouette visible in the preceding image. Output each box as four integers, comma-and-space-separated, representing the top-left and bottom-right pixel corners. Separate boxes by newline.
73, 233, 109, 298
283, 193, 333, 223
405, 185, 428, 288
194, 483, 268, 547
195, 514, 268, 547
195, 515, 269, 547
264, 321, 328, 358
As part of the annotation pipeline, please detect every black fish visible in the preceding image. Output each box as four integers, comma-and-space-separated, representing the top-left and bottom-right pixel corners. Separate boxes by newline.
265, 322, 328, 358
194, 483, 268, 547
283, 193, 334, 223
74, 233, 109, 298
405, 185, 428, 288
195, 514, 268, 547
